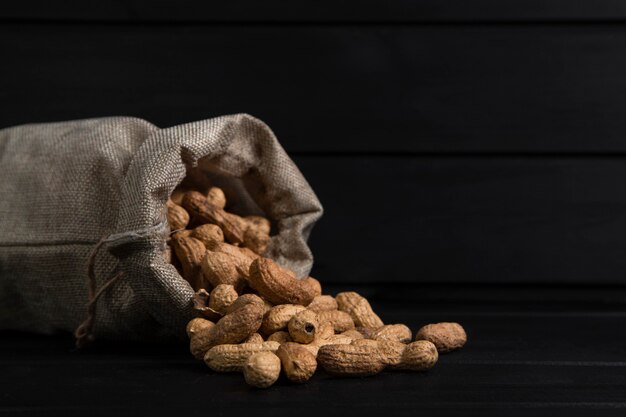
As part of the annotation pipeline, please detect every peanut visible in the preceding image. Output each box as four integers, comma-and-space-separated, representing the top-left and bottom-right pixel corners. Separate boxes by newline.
267, 331, 292, 344
341, 329, 364, 341
208, 284, 238, 314
317, 344, 385, 377
288, 310, 319, 344
372, 324, 412, 344
415, 322, 467, 353
206, 186, 226, 209
182, 191, 245, 244
191, 224, 224, 248
397, 340, 438, 371
186, 317, 214, 338
244, 333, 265, 344
171, 235, 206, 289
166, 199, 190, 231
261, 304, 307, 334
307, 295, 338, 312
193, 289, 221, 320
188, 319, 216, 359
201, 250, 243, 290
243, 352, 281, 388
276, 343, 317, 383
316, 310, 355, 333
336, 292, 384, 329
199, 294, 265, 352
204, 341, 279, 372
247, 257, 317, 306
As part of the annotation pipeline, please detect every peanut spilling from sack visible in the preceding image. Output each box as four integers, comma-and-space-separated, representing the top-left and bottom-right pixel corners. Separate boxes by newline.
166, 183, 467, 388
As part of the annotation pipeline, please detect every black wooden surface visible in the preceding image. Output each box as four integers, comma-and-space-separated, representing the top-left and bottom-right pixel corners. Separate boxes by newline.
4, 285, 626, 416
4, 0, 626, 22
2, 23, 626, 153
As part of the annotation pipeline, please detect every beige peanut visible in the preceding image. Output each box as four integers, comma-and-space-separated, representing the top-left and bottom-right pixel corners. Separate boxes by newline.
397, 340, 439, 371
336, 292, 384, 329
415, 322, 467, 353
261, 304, 307, 334
371, 324, 412, 344
317, 344, 386, 377
276, 343, 317, 383
243, 352, 281, 388
204, 341, 280, 372
208, 284, 238, 314
248, 257, 317, 306
288, 310, 319, 344
166, 199, 190, 231
316, 310, 355, 333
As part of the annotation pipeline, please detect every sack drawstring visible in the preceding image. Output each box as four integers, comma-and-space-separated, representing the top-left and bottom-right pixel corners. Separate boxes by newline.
73, 221, 169, 348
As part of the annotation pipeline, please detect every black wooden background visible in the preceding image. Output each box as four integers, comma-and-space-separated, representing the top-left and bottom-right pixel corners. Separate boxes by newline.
4, 2, 626, 286
5, 2, 626, 414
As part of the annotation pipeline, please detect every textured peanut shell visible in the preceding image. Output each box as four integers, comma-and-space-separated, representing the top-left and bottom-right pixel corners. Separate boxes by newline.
245, 215, 271, 235
336, 292, 384, 329
248, 257, 317, 306
202, 299, 264, 350
288, 310, 319, 344
243, 227, 270, 255
189, 320, 217, 359
307, 295, 338, 312
303, 277, 322, 298
397, 340, 438, 371
267, 331, 292, 344
276, 343, 317, 383
317, 344, 386, 377
206, 187, 226, 209
355, 326, 377, 339
208, 284, 238, 314
186, 318, 215, 338
415, 322, 467, 353
182, 191, 245, 244
170, 188, 187, 205
201, 250, 244, 290
226, 294, 265, 314
204, 341, 280, 372
317, 321, 335, 340
372, 324, 412, 344
377, 340, 407, 366
316, 310, 355, 333
166, 200, 190, 231
351, 339, 379, 348
341, 329, 364, 341
244, 333, 265, 344
191, 224, 224, 248
171, 235, 206, 289
208, 242, 256, 279
193, 289, 221, 320
244, 352, 281, 388
261, 304, 307, 334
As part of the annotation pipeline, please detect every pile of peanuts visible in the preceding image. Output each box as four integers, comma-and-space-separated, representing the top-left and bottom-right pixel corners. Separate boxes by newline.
166, 183, 467, 388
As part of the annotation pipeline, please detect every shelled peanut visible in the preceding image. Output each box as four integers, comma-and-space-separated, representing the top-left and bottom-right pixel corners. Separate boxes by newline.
165, 182, 467, 388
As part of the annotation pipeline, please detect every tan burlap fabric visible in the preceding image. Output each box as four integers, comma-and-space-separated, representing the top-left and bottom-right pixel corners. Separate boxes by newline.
0, 114, 323, 342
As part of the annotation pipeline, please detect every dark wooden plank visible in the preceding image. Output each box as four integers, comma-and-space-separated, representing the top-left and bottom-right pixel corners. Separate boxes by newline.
3, 0, 626, 22
3, 294, 626, 416
2, 24, 626, 152
294, 156, 626, 284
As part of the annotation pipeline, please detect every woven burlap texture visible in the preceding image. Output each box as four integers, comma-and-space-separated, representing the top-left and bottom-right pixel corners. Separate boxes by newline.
0, 114, 323, 341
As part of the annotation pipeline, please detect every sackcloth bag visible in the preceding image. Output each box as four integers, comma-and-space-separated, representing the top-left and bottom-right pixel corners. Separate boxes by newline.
0, 114, 323, 344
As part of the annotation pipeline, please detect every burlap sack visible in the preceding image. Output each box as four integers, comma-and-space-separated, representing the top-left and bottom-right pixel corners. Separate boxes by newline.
0, 114, 323, 343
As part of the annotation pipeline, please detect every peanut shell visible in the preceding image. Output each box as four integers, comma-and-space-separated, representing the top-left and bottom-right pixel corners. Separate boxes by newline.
397, 340, 438, 371
317, 344, 385, 377
276, 343, 317, 383
247, 257, 317, 306
288, 310, 319, 344
243, 352, 281, 388
415, 322, 467, 353
336, 292, 384, 329
204, 341, 279, 372
372, 324, 412, 344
